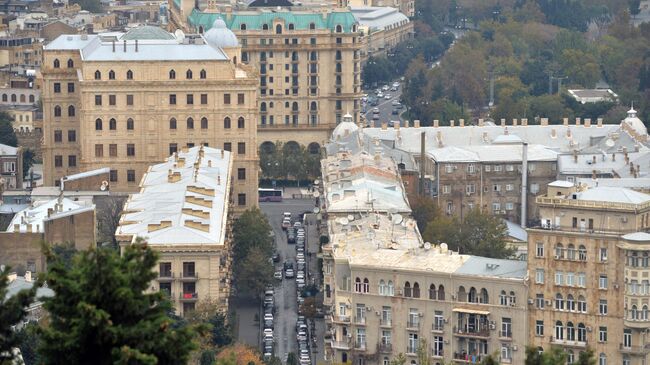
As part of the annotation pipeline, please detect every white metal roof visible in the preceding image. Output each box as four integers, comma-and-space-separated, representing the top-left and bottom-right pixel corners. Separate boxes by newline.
0, 143, 18, 155
350, 6, 409, 32
575, 186, 650, 205
6, 197, 94, 233
427, 144, 558, 163
116, 146, 232, 246
622, 232, 650, 242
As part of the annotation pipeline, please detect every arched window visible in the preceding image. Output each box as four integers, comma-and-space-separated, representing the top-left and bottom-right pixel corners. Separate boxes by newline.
599, 353, 606, 365
336, 63, 342, 72
186, 69, 193, 79
555, 321, 564, 340
288, 23, 294, 30
53, 59, 60, 68
404, 281, 412, 297
108, 70, 115, 80
566, 322, 575, 340
292, 102, 298, 111
500, 290, 507, 305
19, 95, 25, 103
438, 285, 445, 300
127, 118, 134, 130
200, 69, 206, 79
577, 295, 586, 312
95, 118, 103, 130
126, 70, 133, 80
67, 59, 74, 68
28, 95, 34, 103
201, 117, 208, 129
383, 357, 389, 365
54, 105, 61, 117
169, 118, 177, 129
458, 286, 466, 302
363, 278, 369, 293
468, 287, 477, 303
387, 280, 394, 296
11, 94, 16, 102
2, 94, 6, 102
567, 350, 575, 364
566, 294, 575, 311
555, 243, 564, 259
567, 244, 576, 260
94, 70, 101, 80
187, 117, 194, 129
555, 293, 564, 310
336, 24, 343, 33
275, 24, 282, 34
240, 23, 247, 30
429, 284, 436, 300
109, 118, 116, 130
224, 117, 231, 129
480, 288, 489, 303
68, 105, 75, 117
577, 323, 586, 341
310, 101, 317, 111
354, 277, 362, 292
237, 117, 245, 129
412, 282, 420, 298
169, 70, 176, 79
261, 102, 267, 112
509, 291, 516, 305
262, 24, 269, 31
309, 22, 315, 30
379, 280, 386, 295
578, 245, 587, 260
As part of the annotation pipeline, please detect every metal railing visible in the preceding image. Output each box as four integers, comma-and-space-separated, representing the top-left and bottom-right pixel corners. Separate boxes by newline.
406, 320, 420, 330
380, 319, 392, 327
453, 326, 490, 337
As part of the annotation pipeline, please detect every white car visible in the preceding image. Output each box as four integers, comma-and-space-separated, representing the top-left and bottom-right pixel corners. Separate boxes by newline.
264, 329, 273, 338
384, 94, 391, 99
382, 85, 389, 91
264, 313, 273, 322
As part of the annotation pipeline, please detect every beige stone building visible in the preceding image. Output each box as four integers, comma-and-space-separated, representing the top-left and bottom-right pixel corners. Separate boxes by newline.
116, 146, 234, 316
173, 5, 364, 152
527, 181, 650, 365
321, 129, 529, 365
351, 6, 413, 61
41, 25, 259, 212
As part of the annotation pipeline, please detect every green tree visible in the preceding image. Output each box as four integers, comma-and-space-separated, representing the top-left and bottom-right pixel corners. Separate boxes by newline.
71, 0, 102, 12
389, 353, 407, 365
525, 345, 566, 365
200, 350, 216, 365
409, 195, 440, 233
207, 313, 233, 348
49, 241, 78, 269
235, 246, 274, 298
480, 354, 499, 365
232, 208, 273, 263
38, 241, 204, 365
577, 348, 596, 365
22, 149, 34, 178
0, 266, 38, 364
286, 352, 298, 365
0, 112, 17, 147
15, 322, 41, 365
629, 0, 641, 17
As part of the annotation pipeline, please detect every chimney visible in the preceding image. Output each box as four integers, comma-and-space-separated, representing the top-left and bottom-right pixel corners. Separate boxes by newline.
414, 120, 420, 128
24, 271, 31, 282
563, 118, 569, 126
208, 160, 212, 167
522, 118, 528, 126
592, 170, 597, 180
592, 155, 596, 164
459, 119, 464, 127
612, 153, 616, 162
13, 224, 19, 232
221, 150, 225, 159
541, 118, 548, 126
512, 118, 518, 126
112, 40, 115, 52
449, 120, 455, 127
394, 122, 400, 130
500, 118, 506, 126
26, 224, 32, 233
47, 208, 53, 217
597, 118, 603, 127
584, 118, 591, 127
566, 128, 572, 138
478, 118, 484, 126
135, 39, 138, 52
381, 122, 387, 130
573, 150, 578, 163
403, 120, 409, 128
123, 39, 127, 52
575, 118, 581, 126
433, 120, 439, 128
217, 175, 221, 185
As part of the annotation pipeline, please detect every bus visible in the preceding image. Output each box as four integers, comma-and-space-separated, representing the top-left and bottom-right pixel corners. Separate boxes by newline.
258, 188, 283, 202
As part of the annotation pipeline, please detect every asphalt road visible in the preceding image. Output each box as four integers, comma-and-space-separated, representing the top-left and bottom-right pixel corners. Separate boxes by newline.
363, 86, 404, 127
261, 199, 316, 363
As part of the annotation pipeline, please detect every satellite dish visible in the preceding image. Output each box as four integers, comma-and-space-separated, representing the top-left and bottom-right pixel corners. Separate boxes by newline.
340, 217, 349, 225
347, 214, 354, 222
392, 214, 403, 225
174, 29, 185, 42
314, 179, 320, 185
424, 242, 431, 250
313, 191, 320, 198
605, 138, 615, 147
313, 207, 320, 214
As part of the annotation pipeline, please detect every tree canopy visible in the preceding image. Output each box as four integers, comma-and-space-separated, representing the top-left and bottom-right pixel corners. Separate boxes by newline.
0, 266, 38, 364
0, 112, 17, 147
231, 208, 274, 298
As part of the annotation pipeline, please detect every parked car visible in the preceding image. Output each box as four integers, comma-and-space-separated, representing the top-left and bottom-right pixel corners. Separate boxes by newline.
287, 233, 296, 244
285, 268, 295, 278
281, 219, 291, 230
272, 252, 280, 262
283, 212, 292, 219
274, 271, 283, 280
384, 94, 392, 99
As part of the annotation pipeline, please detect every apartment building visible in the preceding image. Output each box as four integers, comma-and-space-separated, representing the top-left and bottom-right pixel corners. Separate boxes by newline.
321, 127, 529, 365
172, 4, 363, 151
0, 142, 23, 190
116, 146, 234, 316
351, 7, 413, 61
41, 25, 259, 212
527, 181, 650, 365
347, 0, 414, 17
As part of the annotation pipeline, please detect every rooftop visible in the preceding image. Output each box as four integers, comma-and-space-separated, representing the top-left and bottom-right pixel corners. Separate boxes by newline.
116, 146, 232, 246
558, 149, 650, 176
0, 143, 18, 156
350, 6, 409, 32
576, 177, 650, 190
4, 274, 54, 302
427, 144, 558, 163
575, 186, 650, 205
567, 89, 618, 103
6, 197, 94, 233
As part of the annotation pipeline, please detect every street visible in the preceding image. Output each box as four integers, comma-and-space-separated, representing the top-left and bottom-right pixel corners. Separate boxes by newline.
363, 85, 404, 127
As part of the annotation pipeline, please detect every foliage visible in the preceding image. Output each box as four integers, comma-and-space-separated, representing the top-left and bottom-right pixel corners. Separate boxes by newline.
200, 350, 216, 365
48, 242, 77, 270
70, 0, 102, 12
259, 142, 320, 181
525, 345, 595, 364
286, 352, 298, 365
299, 296, 319, 319
216, 344, 262, 365
38, 240, 205, 365
409, 195, 441, 233
15, 322, 41, 365
389, 353, 407, 365
0, 112, 17, 147
22, 149, 34, 178
96, 197, 126, 248
207, 313, 234, 349
0, 266, 38, 364
236, 246, 274, 298
232, 208, 273, 263
423, 209, 514, 259
480, 354, 499, 365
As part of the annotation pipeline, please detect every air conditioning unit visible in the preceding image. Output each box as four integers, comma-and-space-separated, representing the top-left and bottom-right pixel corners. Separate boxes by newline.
546, 300, 552, 306
347, 334, 352, 338
622, 217, 628, 223
513, 345, 518, 351
443, 318, 448, 323
489, 323, 496, 330
527, 299, 534, 305
510, 302, 516, 307
444, 340, 449, 344
554, 255, 560, 259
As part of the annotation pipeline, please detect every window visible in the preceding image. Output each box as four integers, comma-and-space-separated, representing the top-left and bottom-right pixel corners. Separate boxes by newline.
109, 95, 116, 106
535, 320, 544, 336
95, 118, 103, 130
54, 83, 61, 93
67, 130, 76, 142
108, 70, 115, 80
238, 193, 246, 206
109, 118, 116, 130
54, 155, 62, 167
201, 117, 208, 129
237, 168, 246, 180
599, 299, 607, 315
53, 59, 60, 68
577, 323, 586, 341
237, 142, 246, 155
566, 272, 574, 286
599, 354, 606, 365
494, 165, 502, 172
224, 94, 231, 104
169, 143, 178, 155
126, 118, 134, 130
555, 321, 564, 340
187, 118, 194, 129
505, 184, 514, 191
624, 329, 632, 348
126, 70, 133, 80
555, 293, 564, 310
237, 117, 245, 129
599, 327, 607, 342
535, 269, 544, 284
68, 105, 75, 117
566, 294, 575, 311
95, 144, 103, 157
599, 274, 608, 289
501, 344, 511, 361
555, 271, 563, 285
95, 95, 102, 106
67, 82, 74, 93
237, 93, 245, 104
600, 247, 608, 262
200, 69, 206, 79
68, 155, 76, 167
169, 70, 176, 79
433, 336, 443, 357
493, 184, 501, 192
506, 164, 514, 171
567, 322, 575, 341
201, 94, 207, 104
387, 281, 394, 296
186, 94, 194, 105
94, 70, 101, 80
54, 130, 62, 142
442, 185, 451, 194
536, 242, 544, 257
126, 144, 135, 157
126, 95, 133, 106
224, 142, 231, 152
577, 296, 586, 313
577, 272, 586, 287
109, 169, 118, 182
433, 311, 443, 330
127, 169, 135, 182
535, 294, 544, 309
169, 94, 176, 105
501, 317, 512, 338
186, 69, 193, 79
530, 183, 539, 194
224, 117, 231, 129
407, 333, 418, 354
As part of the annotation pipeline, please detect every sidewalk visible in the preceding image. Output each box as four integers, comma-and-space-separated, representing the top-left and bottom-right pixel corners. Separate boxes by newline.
283, 187, 314, 199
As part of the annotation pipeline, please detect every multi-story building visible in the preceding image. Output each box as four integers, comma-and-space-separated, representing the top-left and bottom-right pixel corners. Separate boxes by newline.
0, 142, 23, 190
351, 6, 413, 61
0, 36, 42, 67
172, 4, 363, 151
321, 121, 529, 365
347, 0, 414, 18
527, 181, 650, 365
116, 146, 234, 316
41, 25, 259, 211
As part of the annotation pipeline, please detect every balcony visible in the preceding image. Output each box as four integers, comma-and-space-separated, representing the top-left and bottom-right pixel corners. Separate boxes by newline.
331, 314, 350, 323
550, 338, 587, 348
379, 343, 392, 353
380, 319, 392, 328
179, 292, 198, 302
157, 272, 174, 281
499, 330, 513, 340
619, 343, 650, 355
331, 339, 351, 350
453, 326, 490, 338
354, 316, 366, 325
180, 272, 198, 281
431, 349, 444, 358
432, 323, 444, 332
406, 320, 420, 331
354, 341, 366, 351
453, 353, 486, 363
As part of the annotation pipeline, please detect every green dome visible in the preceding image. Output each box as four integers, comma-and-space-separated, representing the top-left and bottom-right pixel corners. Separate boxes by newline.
121, 26, 175, 41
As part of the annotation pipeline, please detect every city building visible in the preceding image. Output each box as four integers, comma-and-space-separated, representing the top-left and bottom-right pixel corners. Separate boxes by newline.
321, 122, 529, 365
0, 142, 23, 190
41, 24, 259, 212
115, 146, 234, 316
2, 104, 39, 132
2, 270, 54, 326
347, 0, 414, 18
174, 4, 364, 150
527, 181, 650, 365
0, 194, 96, 273
567, 89, 618, 104
351, 6, 413, 60
0, 35, 41, 67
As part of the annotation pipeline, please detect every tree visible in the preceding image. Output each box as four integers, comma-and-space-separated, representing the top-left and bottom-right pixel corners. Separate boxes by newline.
286, 352, 298, 365
480, 354, 499, 365
22, 149, 34, 178
49, 241, 77, 269
577, 348, 596, 365
235, 246, 274, 298
70, 0, 102, 12
0, 266, 37, 364
299, 297, 319, 319
232, 208, 273, 263
15, 322, 41, 365
38, 241, 204, 365
96, 196, 127, 248
409, 195, 440, 233
389, 353, 407, 365
0, 112, 17, 147
207, 313, 233, 349
216, 344, 262, 365
524, 346, 565, 364
629, 0, 641, 17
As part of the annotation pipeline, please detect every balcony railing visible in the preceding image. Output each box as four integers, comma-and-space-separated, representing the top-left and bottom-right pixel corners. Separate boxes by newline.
432, 349, 444, 357
453, 326, 490, 338
157, 272, 174, 280
354, 341, 366, 351
380, 319, 392, 327
354, 316, 366, 325
432, 323, 444, 332
619, 343, 650, 354
407, 346, 417, 354
179, 292, 198, 301
406, 320, 420, 330
333, 314, 350, 323
550, 337, 587, 348
453, 353, 486, 362
499, 330, 513, 339
181, 271, 198, 279
331, 339, 351, 350
379, 343, 392, 353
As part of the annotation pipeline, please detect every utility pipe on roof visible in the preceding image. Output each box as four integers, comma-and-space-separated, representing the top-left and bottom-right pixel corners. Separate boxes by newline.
521, 142, 528, 228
